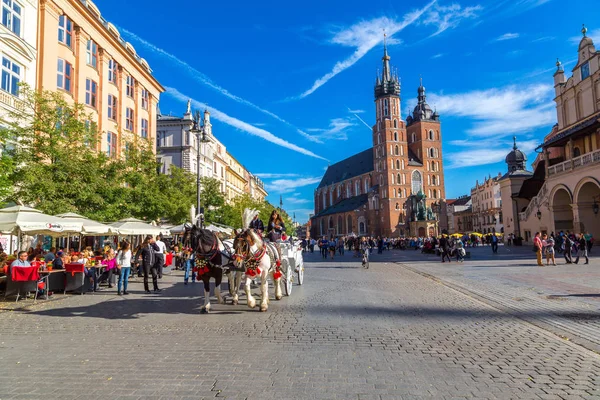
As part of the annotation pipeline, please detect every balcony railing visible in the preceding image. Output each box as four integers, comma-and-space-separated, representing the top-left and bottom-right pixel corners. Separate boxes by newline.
0, 91, 26, 112
548, 148, 600, 177
519, 180, 549, 222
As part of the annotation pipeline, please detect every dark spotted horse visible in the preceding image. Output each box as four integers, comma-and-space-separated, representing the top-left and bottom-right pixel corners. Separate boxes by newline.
182, 222, 241, 313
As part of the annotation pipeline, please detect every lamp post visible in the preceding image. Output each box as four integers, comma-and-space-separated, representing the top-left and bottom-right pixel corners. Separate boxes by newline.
593, 195, 599, 216
536, 209, 542, 220
190, 110, 209, 227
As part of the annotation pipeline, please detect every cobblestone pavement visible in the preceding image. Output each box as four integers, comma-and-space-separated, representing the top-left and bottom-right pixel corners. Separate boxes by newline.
1, 250, 600, 399
391, 245, 600, 352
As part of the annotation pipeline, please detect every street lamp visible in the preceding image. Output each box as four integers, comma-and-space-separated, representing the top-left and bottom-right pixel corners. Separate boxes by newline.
536, 209, 542, 220
190, 110, 210, 228
593, 196, 599, 216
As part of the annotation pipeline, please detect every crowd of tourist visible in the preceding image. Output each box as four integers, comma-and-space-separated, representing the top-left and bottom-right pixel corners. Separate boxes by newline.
533, 230, 593, 266
0, 234, 171, 298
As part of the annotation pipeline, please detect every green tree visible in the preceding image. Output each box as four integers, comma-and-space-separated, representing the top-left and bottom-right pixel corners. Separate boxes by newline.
199, 177, 226, 224
4, 86, 110, 215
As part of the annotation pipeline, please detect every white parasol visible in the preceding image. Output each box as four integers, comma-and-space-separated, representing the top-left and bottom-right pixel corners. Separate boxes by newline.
56, 212, 116, 236
0, 205, 83, 237
109, 217, 170, 236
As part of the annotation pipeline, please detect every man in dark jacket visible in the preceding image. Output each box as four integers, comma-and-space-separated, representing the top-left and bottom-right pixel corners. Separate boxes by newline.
141, 235, 160, 293
249, 214, 265, 234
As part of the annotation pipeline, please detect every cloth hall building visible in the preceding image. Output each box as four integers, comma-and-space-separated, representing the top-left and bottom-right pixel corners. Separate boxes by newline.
310, 44, 446, 238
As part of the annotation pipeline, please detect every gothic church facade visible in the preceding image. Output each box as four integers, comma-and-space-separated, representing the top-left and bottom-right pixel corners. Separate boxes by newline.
311, 44, 446, 238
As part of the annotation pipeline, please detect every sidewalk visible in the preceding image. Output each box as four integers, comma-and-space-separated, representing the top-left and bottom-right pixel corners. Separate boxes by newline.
392, 245, 600, 352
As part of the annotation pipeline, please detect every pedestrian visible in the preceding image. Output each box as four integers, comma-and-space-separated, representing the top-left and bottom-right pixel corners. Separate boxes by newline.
544, 234, 556, 266
491, 228, 499, 254
154, 234, 167, 279
584, 232, 593, 254
455, 238, 465, 262
310, 238, 316, 253
533, 232, 543, 266
183, 247, 195, 285
563, 234, 573, 264
116, 241, 132, 295
439, 235, 451, 263
337, 237, 345, 256
141, 235, 160, 293
574, 233, 589, 264
319, 236, 328, 259
328, 236, 336, 260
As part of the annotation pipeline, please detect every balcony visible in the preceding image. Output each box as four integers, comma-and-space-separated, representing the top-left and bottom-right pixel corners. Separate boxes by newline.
0, 91, 26, 112
548, 149, 600, 177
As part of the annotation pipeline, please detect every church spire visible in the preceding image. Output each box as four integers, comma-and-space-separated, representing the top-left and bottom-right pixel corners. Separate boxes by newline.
382, 32, 391, 82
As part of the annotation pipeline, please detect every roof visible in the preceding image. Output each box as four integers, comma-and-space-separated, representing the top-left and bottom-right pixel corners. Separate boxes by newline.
318, 149, 373, 188
313, 194, 369, 218
537, 112, 600, 150
453, 196, 471, 206
407, 147, 423, 166
516, 161, 546, 200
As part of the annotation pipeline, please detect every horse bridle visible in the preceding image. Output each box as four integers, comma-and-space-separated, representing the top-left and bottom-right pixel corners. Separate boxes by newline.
233, 232, 266, 264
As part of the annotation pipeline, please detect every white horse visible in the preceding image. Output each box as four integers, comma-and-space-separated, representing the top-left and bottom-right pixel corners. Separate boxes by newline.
232, 228, 283, 312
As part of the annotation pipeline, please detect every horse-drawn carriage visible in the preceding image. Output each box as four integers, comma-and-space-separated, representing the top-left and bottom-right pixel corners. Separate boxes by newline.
183, 209, 305, 313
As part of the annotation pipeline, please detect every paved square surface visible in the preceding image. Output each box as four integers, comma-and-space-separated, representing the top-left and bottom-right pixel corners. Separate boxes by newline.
1, 248, 600, 399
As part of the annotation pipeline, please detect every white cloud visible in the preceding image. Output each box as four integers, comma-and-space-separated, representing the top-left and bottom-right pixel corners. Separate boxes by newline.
165, 87, 327, 160
522, 58, 576, 79
569, 28, 600, 45
429, 84, 556, 136
255, 173, 301, 179
422, 3, 482, 37
298, 2, 435, 99
531, 36, 555, 43
265, 177, 322, 193
495, 32, 520, 41
285, 197, 311, 205
431, 53, 444, 59
347, 107, 372, 130
306, 118, 356, 140
445, 139, 539, 169
120, 28, 323, 144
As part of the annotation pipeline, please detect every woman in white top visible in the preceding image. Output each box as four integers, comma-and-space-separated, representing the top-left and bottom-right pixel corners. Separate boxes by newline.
116, 241, 132, 295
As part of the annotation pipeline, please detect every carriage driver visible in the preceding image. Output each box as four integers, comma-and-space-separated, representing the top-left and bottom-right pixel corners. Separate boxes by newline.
248, 211, 265, 234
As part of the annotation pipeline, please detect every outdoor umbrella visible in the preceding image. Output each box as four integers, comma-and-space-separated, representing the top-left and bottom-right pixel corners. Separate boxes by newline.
0, 205, 83, 237
109, 217, 170, 236
168, 224, 187, 235
56, 212, 116, 236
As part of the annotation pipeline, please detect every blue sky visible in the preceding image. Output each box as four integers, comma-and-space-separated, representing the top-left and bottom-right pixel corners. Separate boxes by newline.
99, 0, 599, 223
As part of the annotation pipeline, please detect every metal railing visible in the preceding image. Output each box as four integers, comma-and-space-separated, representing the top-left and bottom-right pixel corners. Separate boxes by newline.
548, 148, 600, 177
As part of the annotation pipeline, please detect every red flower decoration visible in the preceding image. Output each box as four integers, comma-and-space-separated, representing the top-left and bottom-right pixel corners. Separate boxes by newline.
273, 271, 282, 280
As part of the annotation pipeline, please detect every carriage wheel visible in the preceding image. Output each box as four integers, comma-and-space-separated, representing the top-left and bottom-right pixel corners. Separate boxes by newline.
283, 259, 293, 296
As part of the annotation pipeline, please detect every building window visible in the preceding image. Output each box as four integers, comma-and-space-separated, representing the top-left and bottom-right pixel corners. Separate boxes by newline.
433, 189, 437, 199
107, 94, 117, 120
85, 79, 97, 108
429, 130, 434, 140
411, 132, 416, 143
86, 40, 98, 68
108, 59, 117, 84
56, 58, 72, 92
126, 75, 135, 98
393, 120, 398, 129
125, 108, 134, 131
1, 56, 21, 96
581, 62, 590, 80
383, 99, 389, 117
573, 147, 581, 157
141, 89, 149, 109
432, 175, 437, 185
394, 145, 399, 155
411, 170, 422, 194
107, 131, 117, 158
141, 118, 148, 138
58, 15, 72, 47
2, 0, 21, 36
394, 131, 398, 141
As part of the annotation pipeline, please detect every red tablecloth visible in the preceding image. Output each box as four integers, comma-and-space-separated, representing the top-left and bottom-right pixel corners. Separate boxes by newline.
165, 253, 173, 266
11, 266, 39, 282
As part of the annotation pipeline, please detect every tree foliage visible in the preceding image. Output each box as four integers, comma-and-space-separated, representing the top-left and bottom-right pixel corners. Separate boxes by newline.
0, 86, 296, 232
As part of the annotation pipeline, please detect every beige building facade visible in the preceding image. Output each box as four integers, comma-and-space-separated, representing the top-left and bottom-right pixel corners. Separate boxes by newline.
225, 152, 247, 202
36, 0, 163, 157
471, 174, 504, 234
1, 0, 37, 120
501, 26, 600, 243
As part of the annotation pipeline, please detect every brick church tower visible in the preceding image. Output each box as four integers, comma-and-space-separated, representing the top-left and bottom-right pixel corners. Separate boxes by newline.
372, 38, 446, 237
